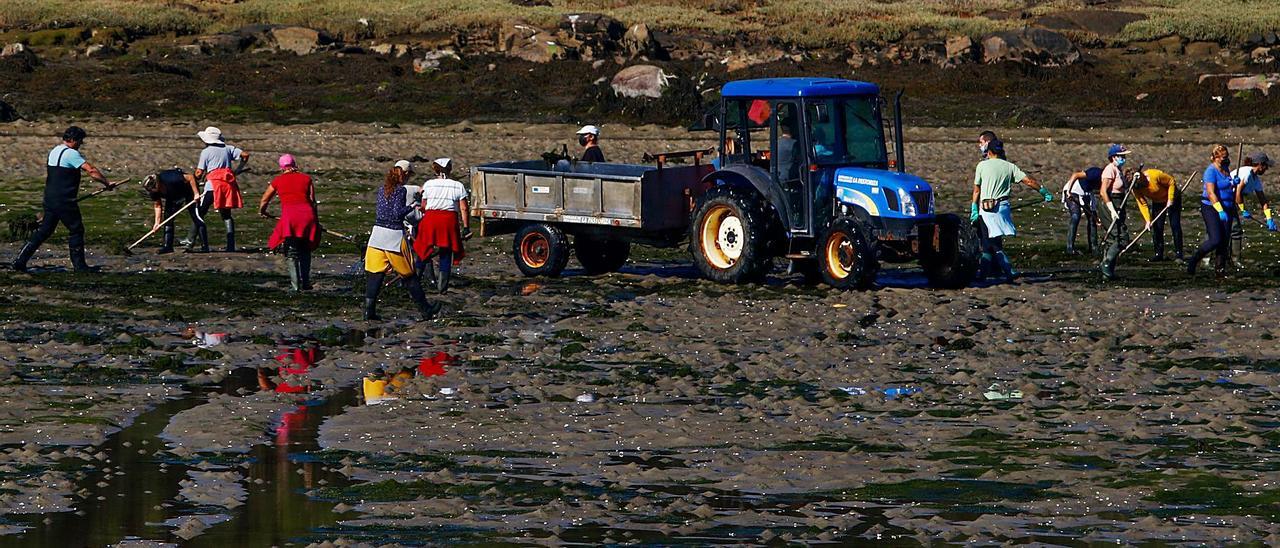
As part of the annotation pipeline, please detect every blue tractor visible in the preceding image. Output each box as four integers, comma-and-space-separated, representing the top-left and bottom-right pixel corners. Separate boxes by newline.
691, 78, 980, 289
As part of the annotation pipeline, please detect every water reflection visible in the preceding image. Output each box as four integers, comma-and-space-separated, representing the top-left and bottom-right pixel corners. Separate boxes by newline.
362, 352, 455, 405
258, 345, 323, 394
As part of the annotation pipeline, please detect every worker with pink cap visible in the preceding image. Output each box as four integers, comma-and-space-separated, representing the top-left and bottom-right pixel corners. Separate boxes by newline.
258, 153, 321, 291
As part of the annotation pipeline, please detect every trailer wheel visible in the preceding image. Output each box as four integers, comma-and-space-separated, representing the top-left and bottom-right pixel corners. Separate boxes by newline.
513, 224, 570, 277
574, 236, 630, 275
690, 187, 771, 283
818, 216, 878, 290
919, 213, 979, 289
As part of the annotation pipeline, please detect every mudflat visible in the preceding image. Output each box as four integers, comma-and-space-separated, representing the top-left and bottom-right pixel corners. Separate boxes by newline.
1, 121, 1279, 544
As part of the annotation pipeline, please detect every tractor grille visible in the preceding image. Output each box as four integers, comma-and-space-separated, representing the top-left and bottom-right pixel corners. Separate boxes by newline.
910, 191, 933, 214
883, 190, 900, 212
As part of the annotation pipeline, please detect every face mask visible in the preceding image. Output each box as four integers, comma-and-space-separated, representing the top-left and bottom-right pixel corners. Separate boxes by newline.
1222, 158, 1231, 170
579, 135, 591, 147
979, 143, 989, 157
1115, 157, 1126, 167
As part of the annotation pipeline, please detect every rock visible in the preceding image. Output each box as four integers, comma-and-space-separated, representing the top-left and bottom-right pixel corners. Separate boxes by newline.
610, 64, 674, 99
1157, 35, 1185, 55
623, 23, 657, 57
269, 26, 328, 55
0, 100, 19, 122
649, 30, 714, 61
0, 43, 38, 71
981, 28, 1080, 66
1184, 41, 1221, 58
196, 33, 251, 55
557, 13, 624, 60
498, 21, 563, 63
721, 48, 785, 72
1227, 74, 1280, 96
371, 43, 411, 57
82, 44, 112, 58
945, 35, 975, 65
1252, 47, 1275, 65
1033, 10, 1146, 37
413, 49, 460, 73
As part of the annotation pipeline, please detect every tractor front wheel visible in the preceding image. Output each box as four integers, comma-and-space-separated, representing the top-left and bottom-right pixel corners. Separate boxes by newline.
919, 213, 980, 289
818, 216, 879, 290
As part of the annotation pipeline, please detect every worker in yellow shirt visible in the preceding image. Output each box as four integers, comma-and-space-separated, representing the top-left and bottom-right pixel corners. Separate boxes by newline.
1134, 168, 1184, 262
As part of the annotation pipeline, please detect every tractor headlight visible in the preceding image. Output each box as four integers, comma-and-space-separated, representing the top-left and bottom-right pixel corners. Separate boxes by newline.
898, 188, 916, 216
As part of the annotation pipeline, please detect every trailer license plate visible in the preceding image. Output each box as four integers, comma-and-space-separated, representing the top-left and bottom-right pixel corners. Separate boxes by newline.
531, 186, 550, 194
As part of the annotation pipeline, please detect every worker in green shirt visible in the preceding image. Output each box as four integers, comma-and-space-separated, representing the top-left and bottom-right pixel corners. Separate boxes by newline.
970, 139, 1053, 282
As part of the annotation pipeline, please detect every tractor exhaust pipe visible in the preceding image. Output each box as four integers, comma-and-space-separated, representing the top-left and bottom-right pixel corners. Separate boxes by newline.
893, 90, 905, 173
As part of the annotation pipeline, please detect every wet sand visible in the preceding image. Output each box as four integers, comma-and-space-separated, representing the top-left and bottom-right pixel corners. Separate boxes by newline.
1, 121, 1279, 544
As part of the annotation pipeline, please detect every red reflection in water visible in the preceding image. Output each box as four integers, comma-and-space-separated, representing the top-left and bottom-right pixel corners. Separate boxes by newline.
276, 405, 308, 444
417, 352, 454, 377
269, 346, 323, 393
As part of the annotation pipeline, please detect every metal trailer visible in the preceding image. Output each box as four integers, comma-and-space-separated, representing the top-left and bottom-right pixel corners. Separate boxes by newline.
471, 159, 712, 276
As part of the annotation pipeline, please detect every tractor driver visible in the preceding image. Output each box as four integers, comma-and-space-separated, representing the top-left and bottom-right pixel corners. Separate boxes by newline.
577, 125, 605, 163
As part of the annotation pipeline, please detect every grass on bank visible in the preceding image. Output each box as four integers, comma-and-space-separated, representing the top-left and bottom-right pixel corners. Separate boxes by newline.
1, 1, 1277, 48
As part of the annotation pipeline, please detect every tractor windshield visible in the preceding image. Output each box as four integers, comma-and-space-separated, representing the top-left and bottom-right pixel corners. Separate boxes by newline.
806, 96, 888, 168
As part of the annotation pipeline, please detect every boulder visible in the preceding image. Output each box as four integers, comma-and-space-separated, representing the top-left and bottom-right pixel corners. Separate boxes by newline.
1184, 41, 1221, 58
1032, 10, 1146, 37
0, 43, 38, 70
1252, 47, 1275, 65
1157, 35, 1184, 55
196, 33, 252, 55
623, 23, 657, 57
1227, 74, 1280, 96
413, 49, 460, 73
269, 26, 328, 55
945, 35, 976, 65
610, 65, 674, 99
498, 21, 563, 63
0, 100, 18, 123
981, 28, 1080, 66
557, 13, 624, 60
371, 43, 412, 57
721, 48, 785, 72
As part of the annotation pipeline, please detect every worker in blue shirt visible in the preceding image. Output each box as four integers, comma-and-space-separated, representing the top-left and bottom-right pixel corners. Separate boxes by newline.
11, 126, 112, 272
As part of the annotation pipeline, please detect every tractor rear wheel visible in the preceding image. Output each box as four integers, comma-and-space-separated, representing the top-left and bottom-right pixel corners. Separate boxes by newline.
575, 236, 630, 275
818, 216, 879, 290
513, 223, 570, 277
690, 187, 772, 283
920, 213, 980, 289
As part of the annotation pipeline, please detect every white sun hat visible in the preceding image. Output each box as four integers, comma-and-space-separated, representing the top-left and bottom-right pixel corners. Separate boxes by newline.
433, 158, 452, 169
197, 126, 224, 144
576, 125, 600, 136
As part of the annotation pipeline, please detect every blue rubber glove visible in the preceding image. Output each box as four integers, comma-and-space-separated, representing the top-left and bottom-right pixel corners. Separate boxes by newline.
1268, 218, 1277, 232
1242, 209, 1253, 219
970, 203, 980, 223
1038, 187, 1053, 202
1218, 210, 1229, 223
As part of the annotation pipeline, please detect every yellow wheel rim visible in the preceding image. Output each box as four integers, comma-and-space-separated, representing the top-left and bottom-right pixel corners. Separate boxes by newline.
825, 232, 856, 280
699, 204, 744, 270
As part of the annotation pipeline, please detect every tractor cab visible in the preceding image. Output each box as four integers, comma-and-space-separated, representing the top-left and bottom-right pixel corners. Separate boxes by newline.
692, 78, 976, 290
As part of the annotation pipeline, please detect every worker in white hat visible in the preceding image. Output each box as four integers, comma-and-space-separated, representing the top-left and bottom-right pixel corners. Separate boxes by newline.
193, 126, 249, 252
412, 158, 470, 294
576, 125, 605, 163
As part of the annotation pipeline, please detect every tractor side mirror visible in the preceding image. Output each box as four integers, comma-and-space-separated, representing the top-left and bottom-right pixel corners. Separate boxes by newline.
701, 112, 718, 131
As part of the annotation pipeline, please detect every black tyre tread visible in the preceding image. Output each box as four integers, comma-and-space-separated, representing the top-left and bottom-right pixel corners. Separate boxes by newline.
513, 223, 570, 278
818, 216, 879, 290
921, 213, 980, 289
575, 237, 630, 275
689, 187, 773, 284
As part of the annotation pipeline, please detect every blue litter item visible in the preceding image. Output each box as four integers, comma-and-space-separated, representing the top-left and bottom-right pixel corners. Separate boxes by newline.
882, 386, 921, 399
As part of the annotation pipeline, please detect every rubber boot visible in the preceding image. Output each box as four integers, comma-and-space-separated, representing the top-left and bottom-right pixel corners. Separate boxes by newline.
158, 225, 175, 254
223, 217, 236, 252
993, 251, 1016, 283
10, 241, 38, 272
286, 256, 300, 291
405, 276, 441, 320
69, 245, 95, 273
436, 266, 451, 294
299, 248, 312, 290
976, 252, 993, 281
364, 272, 384, 321
1230, 236, 1244, 269
417, 256, 436, 290
1066, 223, 1079, 255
